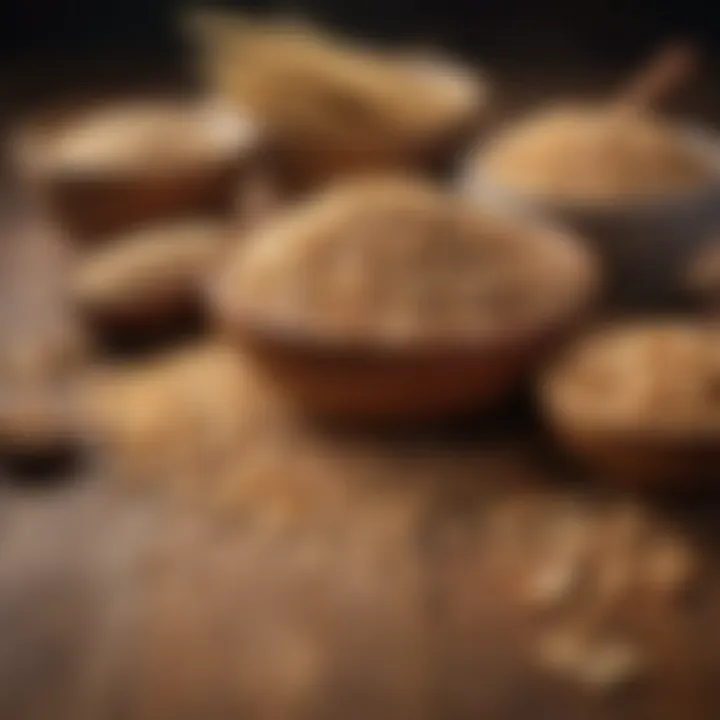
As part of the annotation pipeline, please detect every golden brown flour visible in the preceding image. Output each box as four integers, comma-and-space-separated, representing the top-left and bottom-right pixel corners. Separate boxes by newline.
546, 323, 720, 434
86, 342, 434, 524
216, 177, 596, 346
25, 102, 254, 177
541, 321, 720, 483
478, 105, 715, 204
86, 343, 327, 514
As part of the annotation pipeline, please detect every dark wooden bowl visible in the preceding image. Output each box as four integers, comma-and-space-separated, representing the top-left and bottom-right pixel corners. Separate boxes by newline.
13, 100, 260, 243
213, 263, 599, 424
72, 220, 228, 348
221, 325, 558, 422
549, 423, 720, 485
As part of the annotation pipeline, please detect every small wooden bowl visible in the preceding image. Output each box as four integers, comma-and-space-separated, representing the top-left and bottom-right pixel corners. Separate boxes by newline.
13, 100, 260, 243
540, 320, 720, 485
212, 179, 599, 422
198, 22, 489, 193
72, 219, 228, 340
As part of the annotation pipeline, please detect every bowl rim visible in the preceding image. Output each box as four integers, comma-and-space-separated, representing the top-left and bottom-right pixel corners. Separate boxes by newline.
461, 123, 720, 220
208, 218, 600, 361
11, 96, 260, 183
540, 316, 720, 443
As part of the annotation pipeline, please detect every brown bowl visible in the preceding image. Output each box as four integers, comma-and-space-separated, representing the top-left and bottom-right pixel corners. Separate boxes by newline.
215, 311, 594, 423
540, 320, 720, 485
72, 219, 228, 339
198, 20, 490, 193
549, 423, 720, 485
13, 100, 260, 243
211, 180, 599, 422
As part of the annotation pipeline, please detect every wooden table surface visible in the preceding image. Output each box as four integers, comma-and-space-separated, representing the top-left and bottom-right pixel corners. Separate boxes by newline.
1, 59, 719, 720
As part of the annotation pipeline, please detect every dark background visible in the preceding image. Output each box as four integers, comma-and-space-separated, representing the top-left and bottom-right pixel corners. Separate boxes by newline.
3, 0, 720, 64
2, 0, 720, 122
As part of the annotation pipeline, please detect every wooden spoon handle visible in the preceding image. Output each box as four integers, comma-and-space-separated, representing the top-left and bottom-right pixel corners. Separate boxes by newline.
615, 42, 697, 111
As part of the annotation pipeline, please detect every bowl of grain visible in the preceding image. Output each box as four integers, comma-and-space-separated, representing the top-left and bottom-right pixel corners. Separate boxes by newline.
14, 99, 259, 243
211, 176, 598, 422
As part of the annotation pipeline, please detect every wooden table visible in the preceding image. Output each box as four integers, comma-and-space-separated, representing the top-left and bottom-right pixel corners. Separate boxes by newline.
0, 59, 719, 720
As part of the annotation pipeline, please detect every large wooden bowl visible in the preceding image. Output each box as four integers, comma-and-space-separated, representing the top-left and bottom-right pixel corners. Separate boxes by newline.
212, 181, 599, 423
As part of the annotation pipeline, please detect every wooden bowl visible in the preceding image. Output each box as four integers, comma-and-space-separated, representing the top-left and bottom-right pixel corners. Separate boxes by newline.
195, 16, 489, 193
265, 53, 489, 192
211, 178, 599, 422
13, 100, 260, 243
213, 316, 594, 422
72, 219, 228, 339
540, 320, 720, 485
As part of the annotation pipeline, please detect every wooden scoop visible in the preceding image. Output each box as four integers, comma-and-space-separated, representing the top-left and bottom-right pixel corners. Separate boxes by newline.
615, 41, 698, 112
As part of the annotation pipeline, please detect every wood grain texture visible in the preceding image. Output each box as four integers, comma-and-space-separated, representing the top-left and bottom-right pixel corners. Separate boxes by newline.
0, 66, 719, 720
